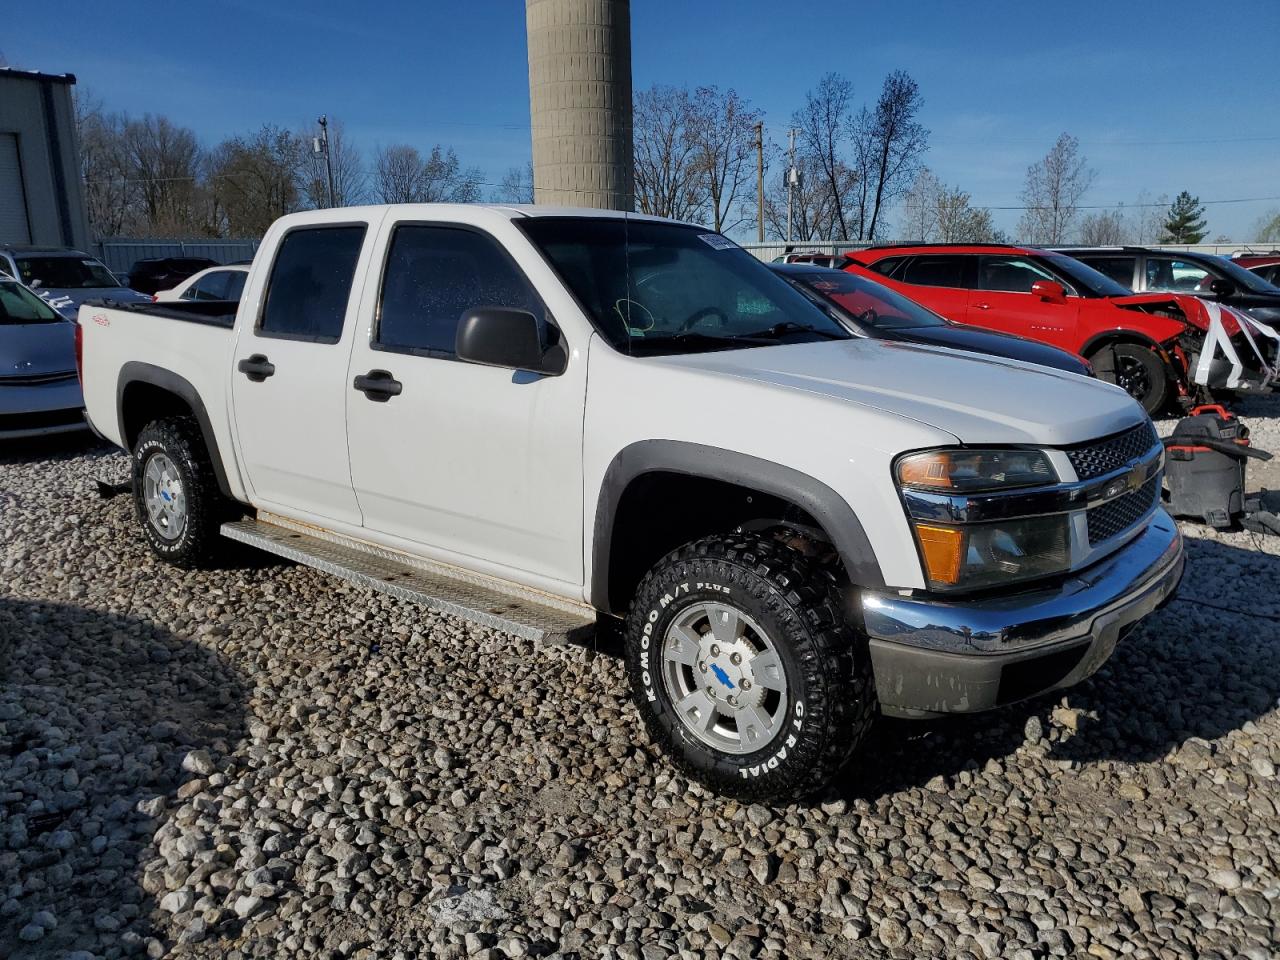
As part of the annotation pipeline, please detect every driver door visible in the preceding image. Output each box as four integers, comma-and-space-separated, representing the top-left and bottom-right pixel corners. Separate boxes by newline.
970, 255, 1079, 350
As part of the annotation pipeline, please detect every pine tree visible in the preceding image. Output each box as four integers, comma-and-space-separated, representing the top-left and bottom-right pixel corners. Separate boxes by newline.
1160, 191, 1207, 243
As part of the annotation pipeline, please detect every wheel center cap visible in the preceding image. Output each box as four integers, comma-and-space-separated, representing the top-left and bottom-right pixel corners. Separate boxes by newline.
699, 636, 763, 709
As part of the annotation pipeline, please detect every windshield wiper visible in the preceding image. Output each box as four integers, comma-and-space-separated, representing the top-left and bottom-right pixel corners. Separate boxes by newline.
628, 331, 772, 352
739, 321, 845, 340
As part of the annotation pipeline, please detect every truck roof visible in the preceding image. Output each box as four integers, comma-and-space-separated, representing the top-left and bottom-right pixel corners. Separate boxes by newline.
273, 203, 707, 231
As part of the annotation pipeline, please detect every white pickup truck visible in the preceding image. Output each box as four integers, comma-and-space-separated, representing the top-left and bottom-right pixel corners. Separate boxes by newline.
78, 205, 1184, 802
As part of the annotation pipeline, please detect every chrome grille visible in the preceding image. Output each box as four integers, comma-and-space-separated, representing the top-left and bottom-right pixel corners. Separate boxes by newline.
1065, 421, 1159, 481
1087, 475, 1160, 545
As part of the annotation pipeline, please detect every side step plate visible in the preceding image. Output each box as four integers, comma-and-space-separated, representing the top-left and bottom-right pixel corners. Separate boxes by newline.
221, 518, 595, 645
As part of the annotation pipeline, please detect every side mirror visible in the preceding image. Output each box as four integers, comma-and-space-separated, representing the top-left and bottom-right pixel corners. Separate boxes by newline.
1209, 278, 1235, 298
456, 307, 566, 376
1031, 279, 1067, 304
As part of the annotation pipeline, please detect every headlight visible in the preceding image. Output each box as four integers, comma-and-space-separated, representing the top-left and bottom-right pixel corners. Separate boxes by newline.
897, 448, 1069, 590
897, 448, 1056, 492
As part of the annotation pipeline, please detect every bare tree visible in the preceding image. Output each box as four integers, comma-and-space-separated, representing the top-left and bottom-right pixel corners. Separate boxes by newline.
688, 86, 761, 233
1254, 208, 1280, 242
1131, 190, 1168, 243
493, 162, 535, 204
420, 146, 482, 203
121, 114, 203, 235
763, 153, 851, 242
934, 186, 1001, 242
372, 145, 424, 204
1017, 133, 1095, 244
1078, 208, 1128, 245
74, 90, 136, 237
633, 85, 704, 221
899, 168, 941, 241
300, 119, 366, 208
793, 73, 855, 239
209, 126, 306, 237
864, 70, 928, 241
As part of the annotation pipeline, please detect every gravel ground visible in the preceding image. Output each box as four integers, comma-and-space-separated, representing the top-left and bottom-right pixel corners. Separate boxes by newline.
2, 401, 1279, 960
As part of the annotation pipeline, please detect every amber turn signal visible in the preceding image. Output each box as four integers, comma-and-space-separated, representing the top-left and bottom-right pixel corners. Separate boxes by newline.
914, 523, 964, 585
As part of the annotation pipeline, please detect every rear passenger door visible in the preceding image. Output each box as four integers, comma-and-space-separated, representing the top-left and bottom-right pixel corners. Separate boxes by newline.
343, 217, 586, 592
970, 254, 1080, 349
230, 217, 377, 526
890, 254, 974, 323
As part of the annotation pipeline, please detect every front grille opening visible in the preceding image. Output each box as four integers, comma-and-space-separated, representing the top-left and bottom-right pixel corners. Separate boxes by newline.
1065, 421, 1158, 480
1087, 475, 1160, 545
997, 642, 1089, 706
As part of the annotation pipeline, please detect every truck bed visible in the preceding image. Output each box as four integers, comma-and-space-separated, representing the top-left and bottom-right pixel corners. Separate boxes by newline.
83, 298, 238, 329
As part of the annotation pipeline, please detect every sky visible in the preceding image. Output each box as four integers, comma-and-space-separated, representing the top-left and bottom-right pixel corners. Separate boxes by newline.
7, 0, 1280, 240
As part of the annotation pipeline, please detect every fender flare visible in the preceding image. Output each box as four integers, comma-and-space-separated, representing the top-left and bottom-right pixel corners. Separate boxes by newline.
116, 361, 233, 499
590, 439, 886, 612
1080, 328, 1175, 358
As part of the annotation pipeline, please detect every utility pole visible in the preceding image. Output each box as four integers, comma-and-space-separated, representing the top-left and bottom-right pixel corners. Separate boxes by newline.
755, 121, 764, 243
786, 128, 797, 245
314, 115, 335, 209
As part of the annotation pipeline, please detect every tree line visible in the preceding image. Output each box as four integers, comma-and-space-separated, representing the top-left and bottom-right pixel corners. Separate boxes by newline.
76, 78, 1230, 245
74, 92, 534, 239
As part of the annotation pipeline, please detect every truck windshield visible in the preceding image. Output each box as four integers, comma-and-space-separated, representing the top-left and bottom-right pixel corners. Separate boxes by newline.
518, 218, 850, 354
15, 255, 119, 290
789, 270, 948, 329
0, 280, 63, 324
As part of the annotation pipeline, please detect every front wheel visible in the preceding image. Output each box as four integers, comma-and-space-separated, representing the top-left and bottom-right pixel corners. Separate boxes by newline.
1091, 343, 1170, 415
624, 533, 875, 803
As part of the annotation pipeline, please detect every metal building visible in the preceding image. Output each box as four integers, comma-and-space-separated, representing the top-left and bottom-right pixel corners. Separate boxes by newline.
0, 67, 91, 250
526, 0, 634, 211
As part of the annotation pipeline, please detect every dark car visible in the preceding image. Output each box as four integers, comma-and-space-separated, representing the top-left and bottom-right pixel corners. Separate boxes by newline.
1059, 246, 1280, 329
125, 257, 220, 296
771, 263, 1093, 376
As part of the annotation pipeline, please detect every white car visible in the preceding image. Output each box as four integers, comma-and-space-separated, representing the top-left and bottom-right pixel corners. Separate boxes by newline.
78, 204, 1184, 802
154, 264, 250, 303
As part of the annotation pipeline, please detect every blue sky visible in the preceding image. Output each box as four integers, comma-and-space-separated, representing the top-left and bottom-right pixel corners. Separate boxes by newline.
9, 0, 1280, 238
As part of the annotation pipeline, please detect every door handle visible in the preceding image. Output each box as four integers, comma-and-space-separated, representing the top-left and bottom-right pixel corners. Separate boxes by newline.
237, 354, 275, 381
974, 302, 991, 310
353, 369, 402, 402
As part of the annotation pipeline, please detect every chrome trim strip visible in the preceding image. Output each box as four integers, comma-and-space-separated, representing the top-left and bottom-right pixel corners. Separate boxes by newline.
860, 511, 1183, 655
902, 442, 1164, 523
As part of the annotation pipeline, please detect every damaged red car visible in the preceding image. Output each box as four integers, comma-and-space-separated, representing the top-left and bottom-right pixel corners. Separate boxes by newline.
842, 243, 1263, 414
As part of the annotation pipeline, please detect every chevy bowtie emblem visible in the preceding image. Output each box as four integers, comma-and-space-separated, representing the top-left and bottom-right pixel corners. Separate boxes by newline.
1104, 466, 1144, 500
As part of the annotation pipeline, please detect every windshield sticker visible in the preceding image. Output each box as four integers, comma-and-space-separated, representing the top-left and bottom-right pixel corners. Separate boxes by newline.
698, 234, 737, 251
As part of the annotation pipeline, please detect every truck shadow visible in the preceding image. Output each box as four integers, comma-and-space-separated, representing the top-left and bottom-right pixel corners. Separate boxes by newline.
0, 597, 247, 958
840, 536, 1280, 800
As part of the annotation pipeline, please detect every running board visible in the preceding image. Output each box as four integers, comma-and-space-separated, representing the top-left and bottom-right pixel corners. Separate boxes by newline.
220, 517, 596, 645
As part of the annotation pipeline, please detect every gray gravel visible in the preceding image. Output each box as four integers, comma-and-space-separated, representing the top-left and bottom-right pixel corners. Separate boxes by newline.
2, 401, 1280, 959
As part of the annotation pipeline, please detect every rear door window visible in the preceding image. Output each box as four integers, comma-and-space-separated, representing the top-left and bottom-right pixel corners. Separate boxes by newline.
186, 271, 229, 301
259, 226, 367, 342
375, 225, 543, 358
899, 255, 971, 288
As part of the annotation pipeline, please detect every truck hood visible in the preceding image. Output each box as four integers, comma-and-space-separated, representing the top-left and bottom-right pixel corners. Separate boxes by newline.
35, 286, 150, 319
655, 338, 1144, 446
0, 320, 77, 377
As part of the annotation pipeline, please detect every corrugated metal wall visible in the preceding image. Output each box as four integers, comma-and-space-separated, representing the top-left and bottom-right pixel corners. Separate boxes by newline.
92, 238, 260, 275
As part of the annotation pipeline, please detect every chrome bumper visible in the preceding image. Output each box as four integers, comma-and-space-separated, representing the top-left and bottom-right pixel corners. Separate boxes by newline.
861, 511, 1184, 717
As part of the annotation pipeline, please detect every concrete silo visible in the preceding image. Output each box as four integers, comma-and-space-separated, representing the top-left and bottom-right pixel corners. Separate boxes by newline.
525, 0, 634, 210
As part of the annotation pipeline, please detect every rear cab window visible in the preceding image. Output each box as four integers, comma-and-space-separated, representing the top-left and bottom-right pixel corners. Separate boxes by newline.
259, 226, 367, 342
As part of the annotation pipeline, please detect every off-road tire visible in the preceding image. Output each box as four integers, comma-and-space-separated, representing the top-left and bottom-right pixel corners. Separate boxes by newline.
1092, 343, 1170, 416
131, 417, 228, 569
624, 533, 875, 803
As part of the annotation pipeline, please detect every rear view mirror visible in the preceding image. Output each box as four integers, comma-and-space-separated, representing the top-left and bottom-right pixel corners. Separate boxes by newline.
456, 307, 566, 376
1031, 280, 1067, 304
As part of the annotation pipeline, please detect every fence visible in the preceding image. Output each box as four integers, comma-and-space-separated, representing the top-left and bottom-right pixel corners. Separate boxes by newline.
738, 240, 1275, 262
91, 238, 261, 276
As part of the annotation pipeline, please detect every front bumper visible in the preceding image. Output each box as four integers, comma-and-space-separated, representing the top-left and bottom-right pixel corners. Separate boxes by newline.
0, 375, 87, 439
861, 511, 1184, 718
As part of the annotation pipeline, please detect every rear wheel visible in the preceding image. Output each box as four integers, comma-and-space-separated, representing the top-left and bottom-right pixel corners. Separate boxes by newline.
1091, 343, 1170, 415
624, 533, 875, 803
131, 417, 228, 568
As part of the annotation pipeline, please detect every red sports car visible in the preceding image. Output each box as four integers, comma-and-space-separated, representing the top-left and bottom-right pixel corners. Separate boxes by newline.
842, 243, 1256, 414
